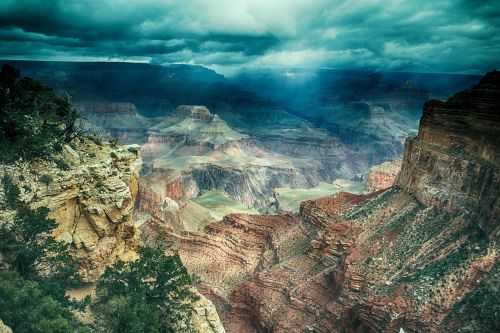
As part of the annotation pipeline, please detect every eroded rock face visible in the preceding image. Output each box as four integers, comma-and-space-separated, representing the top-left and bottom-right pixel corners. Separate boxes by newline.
365, 159, 402, 193
0, 140, 142, 281
398, 70, 500, 237
191, 291, 226, 333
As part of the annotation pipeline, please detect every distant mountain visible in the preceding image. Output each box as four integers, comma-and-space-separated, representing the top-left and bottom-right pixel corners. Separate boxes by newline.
0, 60, 271, 118
231, 68, 481, 113
2, 60, 481, 167
231, 68, 482, 164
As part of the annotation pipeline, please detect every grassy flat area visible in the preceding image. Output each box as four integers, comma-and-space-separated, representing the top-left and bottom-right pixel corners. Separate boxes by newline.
275, 179, 366, 212
192, 190, 259, 220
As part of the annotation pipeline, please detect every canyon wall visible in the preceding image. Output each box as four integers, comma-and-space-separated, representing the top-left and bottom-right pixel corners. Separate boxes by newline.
365, 159, 402, 193
398, 70, 499, 238
147, 71, 499, 332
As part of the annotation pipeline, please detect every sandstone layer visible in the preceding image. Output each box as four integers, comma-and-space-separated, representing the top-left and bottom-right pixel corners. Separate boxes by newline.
0, 140, 142, 281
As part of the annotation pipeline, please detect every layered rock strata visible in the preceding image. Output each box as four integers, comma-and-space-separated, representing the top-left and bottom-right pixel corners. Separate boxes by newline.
0, 140, 142, 281
147, 72, 499, 332
365, 159, 402, 193
398, 71, 500, 237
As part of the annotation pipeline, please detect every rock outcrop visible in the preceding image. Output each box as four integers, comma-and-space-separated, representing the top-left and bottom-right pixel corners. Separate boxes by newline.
365, 159, 402, 193
0, 140, 142, 281
0, 320, 12, 333
398, 70, 500, 237
191, 291, 226, 333
147, 72, 499, 332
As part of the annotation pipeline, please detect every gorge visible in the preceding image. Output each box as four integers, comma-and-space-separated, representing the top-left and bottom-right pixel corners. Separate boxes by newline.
0, 64, 497, 333
1, 1, 499, 331
141, 71, 499, 332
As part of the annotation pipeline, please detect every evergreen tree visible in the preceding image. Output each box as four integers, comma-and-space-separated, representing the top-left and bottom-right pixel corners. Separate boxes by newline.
0, 270, 89, 333
0, 178, 82, 305
94, 246, 194, 333
0, 64, 81, 163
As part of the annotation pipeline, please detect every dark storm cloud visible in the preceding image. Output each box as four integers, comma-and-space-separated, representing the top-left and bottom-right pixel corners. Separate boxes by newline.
0, 0, 498, 74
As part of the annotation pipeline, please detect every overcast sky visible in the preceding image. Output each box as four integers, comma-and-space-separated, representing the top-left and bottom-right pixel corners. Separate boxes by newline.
0, 0, 498, 75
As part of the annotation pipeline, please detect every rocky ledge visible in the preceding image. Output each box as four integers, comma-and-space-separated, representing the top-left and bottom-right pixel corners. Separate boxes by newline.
0, 140, 142, 281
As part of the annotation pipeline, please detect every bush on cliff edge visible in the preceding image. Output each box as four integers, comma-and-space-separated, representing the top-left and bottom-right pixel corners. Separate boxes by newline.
0, 64, 81, 163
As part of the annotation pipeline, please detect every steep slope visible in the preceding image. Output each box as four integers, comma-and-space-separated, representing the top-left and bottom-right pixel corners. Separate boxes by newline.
145, 71, 499, 332
398, 71, 500, 236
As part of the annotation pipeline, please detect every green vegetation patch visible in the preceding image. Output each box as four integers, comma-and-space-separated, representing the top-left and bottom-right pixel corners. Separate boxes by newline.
0, 65, 82, 163
344, 186, 401, 221
441, 262, 499, 332
94, 246, 195, 333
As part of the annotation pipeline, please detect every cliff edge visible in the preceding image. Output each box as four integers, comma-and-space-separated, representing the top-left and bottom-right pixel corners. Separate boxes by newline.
398, 70, 499, 237
0, 140, 142, 281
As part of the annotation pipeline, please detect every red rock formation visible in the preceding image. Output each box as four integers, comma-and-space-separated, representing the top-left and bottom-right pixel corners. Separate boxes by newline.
365, 159, 402, 193
398, 70, 500, 237
137, 172, 184, 212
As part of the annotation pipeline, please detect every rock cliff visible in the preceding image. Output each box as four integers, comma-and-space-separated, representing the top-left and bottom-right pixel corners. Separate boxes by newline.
398, 70, 500, 237
0, 140, 142, 281
146, 72, 499, 332
0, 138, 227, 331
365, 159, 402, 193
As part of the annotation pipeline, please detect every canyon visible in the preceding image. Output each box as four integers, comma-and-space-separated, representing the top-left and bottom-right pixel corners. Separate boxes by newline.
140, 71, 499, 332
0, 138, 225, 333
0, 61, 481, 223
0, 60, 496, 332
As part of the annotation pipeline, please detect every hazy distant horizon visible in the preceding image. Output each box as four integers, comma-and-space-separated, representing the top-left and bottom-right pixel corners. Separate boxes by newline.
0, 57, 490, 78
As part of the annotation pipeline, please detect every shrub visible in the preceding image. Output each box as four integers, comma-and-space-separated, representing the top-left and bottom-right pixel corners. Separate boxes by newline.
110, 152, 117, 158
127, 146, 139, 154
94, 246, 194, 332
87, 135, 102, 146
109, 137, 119, 147
2, 174, 20, 208
54, 158, 70, 171
39, 174, 54, 186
